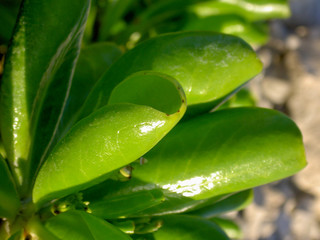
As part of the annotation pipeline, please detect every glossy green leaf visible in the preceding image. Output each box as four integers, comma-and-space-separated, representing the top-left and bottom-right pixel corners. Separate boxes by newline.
189, 189, 253, 218
210, 217, 242, 240
142, 108, 306, 198
190, 0, 290, 21
79, 31, 262, 119
45, 210, 132, 240
151, 215, 229, 240
90, 108, 305, 215
0, 155, 20, 220
56, 42, 123, 140
83, 177, 227, 217
33, 98, 186, 205
109, 71, 186, 115
0, 0, 90, 192
90, 189, 165, 219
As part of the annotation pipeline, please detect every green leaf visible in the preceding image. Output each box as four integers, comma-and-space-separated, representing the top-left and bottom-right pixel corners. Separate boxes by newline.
190, 0, 290, 21
45, 210, 132, 240
98, 0, 134, 41
0, 0, 90, 193
79, 31, 262, 119
109, 71, 186, 115
218, 87, 256, 110
188, 189, 253, 218
83, 177, 227, 217
0, 137, 7, 159
91, 108, 305, 215
7, 230, 23, 240
0, 1, 20, 44
0, 154, 20, 220
210, 217, 242, 240
110, 220, 135, 234
33, 93, 186, 205
183, 14, 269, 45
90, 189, 165, 219
56, 42, 123, 140
25, 216, 60, 240
151, 215, 229, 240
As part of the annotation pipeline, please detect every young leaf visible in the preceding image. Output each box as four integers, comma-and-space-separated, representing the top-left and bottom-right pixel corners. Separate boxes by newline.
109, 71, 186, 115
0, 155, 20, 220
33, 96, 186, 205
79, 31, 262, 119
0, 0, 90, 193
91, 108, 306, 215
45, 210, 132, 240
151, 215, 229, 240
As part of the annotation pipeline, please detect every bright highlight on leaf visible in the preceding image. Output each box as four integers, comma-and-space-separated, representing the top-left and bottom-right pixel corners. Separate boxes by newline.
92, 108, 306, 216
33, 73, 186, 205
79, 31, 262, 119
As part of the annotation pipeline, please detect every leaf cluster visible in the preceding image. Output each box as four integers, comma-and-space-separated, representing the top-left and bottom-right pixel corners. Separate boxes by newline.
0, 0, 305, 239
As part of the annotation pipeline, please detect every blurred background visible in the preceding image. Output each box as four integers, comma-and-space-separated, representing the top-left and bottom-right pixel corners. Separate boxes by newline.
0, 0, 319, 239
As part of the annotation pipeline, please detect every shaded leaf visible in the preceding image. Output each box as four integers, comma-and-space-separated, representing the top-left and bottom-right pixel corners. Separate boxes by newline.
45, 210, 132, 240
210, 217, 242, 240
57, 42, 123, 139
188, 189, 253, 218
98, 0, 134, 40
152, 215, 229, 240
7, 230, 23, 240
90, 189, 165, 219
0, 155, 20, 220
0, 1, 21, 44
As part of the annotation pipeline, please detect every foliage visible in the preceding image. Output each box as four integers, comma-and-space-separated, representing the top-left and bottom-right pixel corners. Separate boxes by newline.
0, 0, 305, 239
